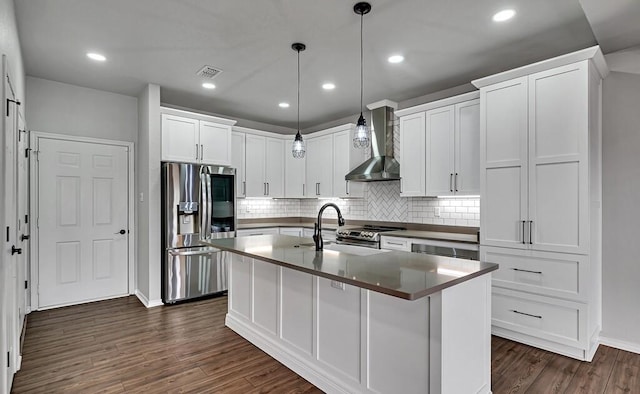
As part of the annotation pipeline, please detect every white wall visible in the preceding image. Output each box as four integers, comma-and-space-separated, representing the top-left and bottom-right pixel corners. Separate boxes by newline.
137, 84, 161, 306
601, 71, 640, 349
0, 0, 25, 105
26, 77, 137, 142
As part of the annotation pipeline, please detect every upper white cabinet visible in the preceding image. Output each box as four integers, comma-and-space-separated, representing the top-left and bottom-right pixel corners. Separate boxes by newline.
244, 134, 284, 198
231, 131, 246, 198
161, 109, 235, 165
478, 62, 592, 254
306, 134, 333, 197
399, 112, 426, 196
285, 140, 306, 198
333, 128, 365, 198
397, 93, 480, 197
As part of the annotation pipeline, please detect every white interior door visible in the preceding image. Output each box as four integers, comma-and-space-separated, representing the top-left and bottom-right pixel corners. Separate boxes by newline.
16, 112, 28, 350
37, 138, 129, 308
2, 54, 20, 392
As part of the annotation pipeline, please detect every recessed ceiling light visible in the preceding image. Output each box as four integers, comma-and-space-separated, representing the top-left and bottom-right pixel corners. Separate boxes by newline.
279, 102, 290, 108
202, 82, 216, 89
492, 9, 516, 22
388, 55, 404, 64
86, 52, 106, 62
322, 83, 336, 90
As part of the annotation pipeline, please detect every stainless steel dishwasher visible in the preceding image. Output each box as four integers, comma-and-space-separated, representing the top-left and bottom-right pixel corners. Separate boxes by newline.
410, 239, 479, 260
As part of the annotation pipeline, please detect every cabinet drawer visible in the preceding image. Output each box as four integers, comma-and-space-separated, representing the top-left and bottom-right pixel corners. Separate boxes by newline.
492, 287, 586, 348
482, 246, 587, 301
380, 237, 411, 251
236, 228, 280, 237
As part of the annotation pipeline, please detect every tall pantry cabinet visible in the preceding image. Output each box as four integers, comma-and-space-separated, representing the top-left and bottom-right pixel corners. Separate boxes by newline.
472, 46, 608, 361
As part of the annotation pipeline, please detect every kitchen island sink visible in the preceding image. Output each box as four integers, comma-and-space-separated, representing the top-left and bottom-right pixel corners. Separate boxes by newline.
207, 235, 497, 394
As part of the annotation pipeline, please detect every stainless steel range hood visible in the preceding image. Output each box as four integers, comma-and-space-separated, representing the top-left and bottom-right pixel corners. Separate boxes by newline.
345, 100, 400, 182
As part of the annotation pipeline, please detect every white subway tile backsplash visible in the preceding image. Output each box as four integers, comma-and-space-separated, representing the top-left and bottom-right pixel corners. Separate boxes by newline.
237, 186, 480, 227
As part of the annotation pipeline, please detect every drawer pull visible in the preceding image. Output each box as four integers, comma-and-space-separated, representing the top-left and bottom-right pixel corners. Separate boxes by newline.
511, 310, 542, 319
386, 241, 404, 246
512, 268, 542, 274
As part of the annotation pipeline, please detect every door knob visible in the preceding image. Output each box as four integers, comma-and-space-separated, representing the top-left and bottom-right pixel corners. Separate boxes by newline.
20, 234, 29, 241
11, 245, 22, 255
115, 229, 127, 235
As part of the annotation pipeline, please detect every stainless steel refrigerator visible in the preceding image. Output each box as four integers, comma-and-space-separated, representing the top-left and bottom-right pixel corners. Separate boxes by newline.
161, 162, 236, 304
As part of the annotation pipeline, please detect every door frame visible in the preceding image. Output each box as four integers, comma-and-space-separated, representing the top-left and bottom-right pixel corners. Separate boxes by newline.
29, 131, 135, 310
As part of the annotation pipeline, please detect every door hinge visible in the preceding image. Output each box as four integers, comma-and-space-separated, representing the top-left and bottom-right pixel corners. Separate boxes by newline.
24, 280, 28, 289
6, 98, 20, 116
6, 226, 9, 242
25, 214, 28, 224
7, 351, 9, 368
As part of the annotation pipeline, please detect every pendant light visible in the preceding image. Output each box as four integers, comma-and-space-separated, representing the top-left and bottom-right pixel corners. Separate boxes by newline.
291, 42, 306, 159
353, 2, 371, 149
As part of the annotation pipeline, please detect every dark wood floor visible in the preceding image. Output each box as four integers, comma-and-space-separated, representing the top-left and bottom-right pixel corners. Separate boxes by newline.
11, 296, 640, 393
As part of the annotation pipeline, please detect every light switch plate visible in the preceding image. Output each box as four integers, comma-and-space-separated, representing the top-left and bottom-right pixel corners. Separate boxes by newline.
434, 207, 440, 217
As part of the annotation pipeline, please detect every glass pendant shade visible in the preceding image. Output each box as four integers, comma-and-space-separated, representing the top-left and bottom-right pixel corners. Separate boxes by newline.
292, 131, 306, 158
353, 113, 370, 149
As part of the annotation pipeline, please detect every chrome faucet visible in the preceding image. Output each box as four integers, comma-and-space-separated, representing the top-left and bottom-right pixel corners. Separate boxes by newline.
313, 203, 345, 251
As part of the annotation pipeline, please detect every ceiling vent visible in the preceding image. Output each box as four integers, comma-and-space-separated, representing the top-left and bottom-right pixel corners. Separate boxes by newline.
196, 65, 223, 79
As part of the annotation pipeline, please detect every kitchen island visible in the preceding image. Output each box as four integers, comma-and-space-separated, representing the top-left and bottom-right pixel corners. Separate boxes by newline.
207, 235, 498, 394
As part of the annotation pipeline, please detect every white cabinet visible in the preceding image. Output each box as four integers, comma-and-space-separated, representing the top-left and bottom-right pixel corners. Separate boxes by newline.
333, 128, 365, 198
305, 134, 333, 197
161, 114, 199, 163
397, 93, 480, 197
285, 140, 306, 198
161, 110, 235, 165
480, 63, 590, 254
474, 46, 607, 361
245, 134, 284, 198
231, 132, 246, 198
399, 112, 425, 196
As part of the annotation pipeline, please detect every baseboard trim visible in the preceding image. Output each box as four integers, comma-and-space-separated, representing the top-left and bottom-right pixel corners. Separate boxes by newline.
226, 313, 356, 394
135, 290, 164, 308
599, 336, 640, 355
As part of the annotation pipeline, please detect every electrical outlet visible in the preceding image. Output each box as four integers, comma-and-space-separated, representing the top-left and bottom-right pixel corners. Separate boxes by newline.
331, 280, 345, 290
434, 207, 441, 217
139, 193, 144, 202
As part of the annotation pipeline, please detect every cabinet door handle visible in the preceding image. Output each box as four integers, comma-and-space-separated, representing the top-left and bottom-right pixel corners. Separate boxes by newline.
263, 183, 266, 196
512, 268, 542, 274
316, 182, 319, 196
454, 173, 458, 192
511, 310, 542, 319
195, 144, 199, 160
303, 183, 305, 196
529, 221, 533, 244
449, 173, 453, 192
400, 178, 403, 193
266, 182, 270, 196
201, 144, 204, 160
345, 181, 349, 195
521, 220, 526, 244
387, 241, 404, 246
242, 181, 246, 196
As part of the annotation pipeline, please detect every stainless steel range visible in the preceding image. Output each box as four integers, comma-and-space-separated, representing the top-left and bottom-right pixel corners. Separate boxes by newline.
336, 225, 406, 249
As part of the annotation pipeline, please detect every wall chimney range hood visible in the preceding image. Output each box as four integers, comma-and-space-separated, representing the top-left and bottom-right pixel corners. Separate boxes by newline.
345, 100, 400, 182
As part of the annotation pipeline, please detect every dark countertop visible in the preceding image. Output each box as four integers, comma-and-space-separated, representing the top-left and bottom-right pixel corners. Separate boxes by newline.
207, 235, 497, 301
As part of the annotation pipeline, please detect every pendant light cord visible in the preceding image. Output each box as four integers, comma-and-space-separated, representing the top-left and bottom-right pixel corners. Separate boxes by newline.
297, 47, 301, 132
360, 12, 364, 115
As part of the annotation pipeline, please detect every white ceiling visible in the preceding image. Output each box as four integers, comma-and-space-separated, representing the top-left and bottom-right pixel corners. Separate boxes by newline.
13, 0, 620, 131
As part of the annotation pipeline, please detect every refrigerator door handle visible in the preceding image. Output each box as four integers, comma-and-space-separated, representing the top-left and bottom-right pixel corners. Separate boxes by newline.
200, 167, 212, 240
168, 248, 218, 257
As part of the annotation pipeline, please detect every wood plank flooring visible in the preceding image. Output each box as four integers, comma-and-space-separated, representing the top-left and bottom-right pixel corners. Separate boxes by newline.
11, 296, 640, 393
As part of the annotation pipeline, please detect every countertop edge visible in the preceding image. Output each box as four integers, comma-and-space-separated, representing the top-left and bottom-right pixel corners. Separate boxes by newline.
213, 242, 497, 300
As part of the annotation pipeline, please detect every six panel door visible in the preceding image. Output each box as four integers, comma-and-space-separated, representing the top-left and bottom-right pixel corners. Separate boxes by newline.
38, 138, 129, 308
